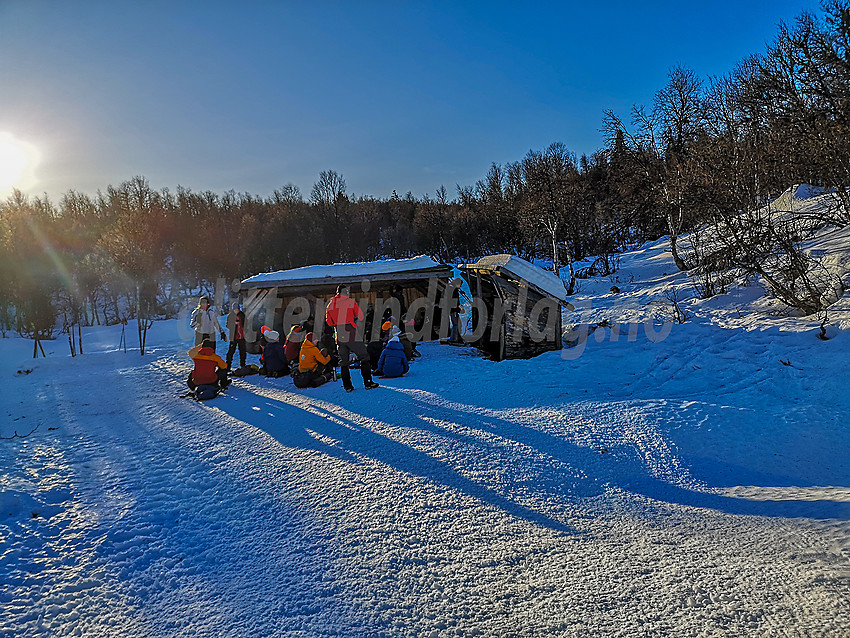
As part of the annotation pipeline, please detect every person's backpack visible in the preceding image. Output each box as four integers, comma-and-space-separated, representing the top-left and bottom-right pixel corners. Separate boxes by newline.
292, 371, 311, 389
194, 384, 220, 401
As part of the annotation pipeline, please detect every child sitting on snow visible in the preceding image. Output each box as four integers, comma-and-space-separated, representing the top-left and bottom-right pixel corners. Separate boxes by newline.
260, 330, 288, 378
376, 328, 409, 378
284, 320, 311, 373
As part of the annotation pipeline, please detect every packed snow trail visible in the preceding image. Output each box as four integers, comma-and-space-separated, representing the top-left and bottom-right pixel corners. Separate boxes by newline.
3, 343, 356, 635
2, 319, 848, 637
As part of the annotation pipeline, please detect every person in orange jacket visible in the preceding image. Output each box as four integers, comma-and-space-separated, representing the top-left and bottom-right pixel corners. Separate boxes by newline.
324, 284, 378, 392
294, 332, 333, 388
187, 339, 230, 391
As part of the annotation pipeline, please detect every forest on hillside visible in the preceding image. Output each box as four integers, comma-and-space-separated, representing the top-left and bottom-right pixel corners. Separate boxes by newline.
1, 2, 848, 340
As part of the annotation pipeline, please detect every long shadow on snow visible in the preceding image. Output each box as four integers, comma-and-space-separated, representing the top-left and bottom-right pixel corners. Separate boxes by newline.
214, 382, 576, 535
59, 365, 355, 634
388, 390, 850, 521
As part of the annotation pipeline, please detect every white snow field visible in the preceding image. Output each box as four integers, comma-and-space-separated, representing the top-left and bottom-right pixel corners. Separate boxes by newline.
3, 222, 850, 634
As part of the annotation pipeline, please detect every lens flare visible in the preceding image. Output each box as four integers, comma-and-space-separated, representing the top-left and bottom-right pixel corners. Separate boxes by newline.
0, 132, 40, 195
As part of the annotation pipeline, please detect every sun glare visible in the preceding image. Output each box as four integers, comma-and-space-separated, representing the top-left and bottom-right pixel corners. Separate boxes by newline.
0, 132, 40, 195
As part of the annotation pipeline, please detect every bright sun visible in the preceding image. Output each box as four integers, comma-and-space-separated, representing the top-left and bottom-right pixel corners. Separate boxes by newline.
0, 132, 40, 194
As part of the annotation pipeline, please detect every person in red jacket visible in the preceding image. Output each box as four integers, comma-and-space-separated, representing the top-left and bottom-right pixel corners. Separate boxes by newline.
187, 339, 230, 391
284, 320, 310, 373
324, 284, 378, 392
225, 307, 247, 371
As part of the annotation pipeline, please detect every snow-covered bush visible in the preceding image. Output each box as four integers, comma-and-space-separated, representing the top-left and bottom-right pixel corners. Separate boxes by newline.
688, 194, 846, 315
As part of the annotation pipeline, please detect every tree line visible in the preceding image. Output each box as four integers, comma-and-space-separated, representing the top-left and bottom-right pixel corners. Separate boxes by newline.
1, 1, 848, 343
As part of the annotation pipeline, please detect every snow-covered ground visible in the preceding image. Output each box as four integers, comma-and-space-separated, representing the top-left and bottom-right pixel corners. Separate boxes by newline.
3, 224, 850, 636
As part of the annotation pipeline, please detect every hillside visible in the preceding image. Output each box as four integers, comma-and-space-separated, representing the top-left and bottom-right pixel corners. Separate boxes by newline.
1, 202, 849, 636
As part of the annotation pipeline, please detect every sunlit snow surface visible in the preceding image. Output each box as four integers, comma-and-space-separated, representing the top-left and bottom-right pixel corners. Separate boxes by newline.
2, 222, 850, 635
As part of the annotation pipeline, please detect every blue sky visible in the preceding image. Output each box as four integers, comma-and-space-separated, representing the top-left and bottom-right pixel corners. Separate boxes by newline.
0, 1, 821, 202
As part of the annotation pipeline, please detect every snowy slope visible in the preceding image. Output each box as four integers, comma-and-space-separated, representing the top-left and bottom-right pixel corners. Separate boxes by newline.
2, 230, 850, 636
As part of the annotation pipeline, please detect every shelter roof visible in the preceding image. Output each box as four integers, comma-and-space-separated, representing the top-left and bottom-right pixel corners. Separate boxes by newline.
462, 254, 569, 303
241, 255, 452, 291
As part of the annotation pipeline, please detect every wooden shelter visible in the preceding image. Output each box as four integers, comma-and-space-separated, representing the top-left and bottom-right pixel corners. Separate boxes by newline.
460, 255, 571, 361
239, 256, 454, 351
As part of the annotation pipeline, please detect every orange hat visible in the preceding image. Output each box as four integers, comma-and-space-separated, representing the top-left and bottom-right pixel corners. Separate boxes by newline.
381, 321, 392, 331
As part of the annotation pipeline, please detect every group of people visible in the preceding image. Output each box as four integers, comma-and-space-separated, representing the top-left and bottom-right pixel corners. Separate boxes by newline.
259, 323, 334, 389
186, 285, 415, 396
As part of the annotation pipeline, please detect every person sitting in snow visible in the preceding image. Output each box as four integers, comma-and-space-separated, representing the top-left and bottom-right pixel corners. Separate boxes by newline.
366, 320, 392, 371
187, 339, 230, 391
284, 320, 311, 373
376, 327, 410, 378
396, 327, 417, 362
260, 330, 288, 378
294, 332, 333, 388
256, 325, 270, 367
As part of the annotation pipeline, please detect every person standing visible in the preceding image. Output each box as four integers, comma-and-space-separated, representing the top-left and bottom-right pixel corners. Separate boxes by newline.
448, 281, 463, 344
190, 296, 225, 349
325, 284, 378, 392
225, 306, 247, 370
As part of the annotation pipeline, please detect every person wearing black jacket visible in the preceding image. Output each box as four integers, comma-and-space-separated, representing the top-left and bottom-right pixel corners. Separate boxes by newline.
225, 307, 247, 370
260, 330, 288, 377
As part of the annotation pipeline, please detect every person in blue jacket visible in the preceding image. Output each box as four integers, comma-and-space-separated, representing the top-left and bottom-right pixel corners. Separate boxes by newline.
376, 328, 409, 378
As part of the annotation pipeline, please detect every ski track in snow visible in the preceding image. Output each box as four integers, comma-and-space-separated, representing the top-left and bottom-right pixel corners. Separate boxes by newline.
4, 217, 850, 637
2, 323, 848, 637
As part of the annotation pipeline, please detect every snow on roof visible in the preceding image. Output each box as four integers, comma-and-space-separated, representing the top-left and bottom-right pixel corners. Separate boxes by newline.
465, 254, 568, 303
241, 255, 449, 289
